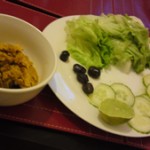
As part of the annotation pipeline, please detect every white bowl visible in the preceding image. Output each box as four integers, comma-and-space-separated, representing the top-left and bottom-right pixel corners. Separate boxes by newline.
0, 14, 57, 106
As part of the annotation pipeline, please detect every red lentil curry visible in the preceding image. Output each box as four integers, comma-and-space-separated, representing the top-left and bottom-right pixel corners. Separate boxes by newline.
0, 43, 38, 88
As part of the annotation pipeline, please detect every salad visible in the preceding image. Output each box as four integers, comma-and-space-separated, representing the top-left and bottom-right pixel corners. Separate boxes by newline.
63, 14, 150, 134
65, 14, 150, 73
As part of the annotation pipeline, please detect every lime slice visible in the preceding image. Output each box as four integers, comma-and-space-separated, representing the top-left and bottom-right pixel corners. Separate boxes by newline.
99, 99, 134, 125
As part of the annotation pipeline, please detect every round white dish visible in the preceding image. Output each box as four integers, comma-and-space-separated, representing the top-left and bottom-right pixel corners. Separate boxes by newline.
43, 15, 150, 137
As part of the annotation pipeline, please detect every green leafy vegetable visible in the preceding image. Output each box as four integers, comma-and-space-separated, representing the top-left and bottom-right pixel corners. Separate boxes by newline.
65, 14, 150, 73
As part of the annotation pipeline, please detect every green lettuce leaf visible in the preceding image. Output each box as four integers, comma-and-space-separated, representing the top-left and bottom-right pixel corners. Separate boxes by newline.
65, 14, 150, 73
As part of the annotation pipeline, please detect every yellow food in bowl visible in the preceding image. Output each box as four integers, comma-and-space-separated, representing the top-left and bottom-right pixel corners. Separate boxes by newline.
0, 43, 38, 88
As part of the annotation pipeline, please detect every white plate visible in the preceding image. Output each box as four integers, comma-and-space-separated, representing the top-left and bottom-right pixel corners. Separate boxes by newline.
43, 15, 150, 138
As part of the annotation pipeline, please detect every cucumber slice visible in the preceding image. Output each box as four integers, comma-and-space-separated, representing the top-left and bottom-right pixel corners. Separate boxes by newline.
141, 94, 150, 101
89, 83, 115, 108
146, 84, 150, 98
111, 83, 135, 107
133, 96, 150, 117
143, 74, 150, 87
128, 115, 150, 134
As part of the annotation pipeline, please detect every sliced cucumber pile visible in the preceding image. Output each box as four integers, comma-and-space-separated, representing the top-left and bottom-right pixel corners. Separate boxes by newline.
132, 96, 150, 117
128, 96, 150, 134
88, 73, 150, 134
89, 82, 134, 108
128, 74, 150, 134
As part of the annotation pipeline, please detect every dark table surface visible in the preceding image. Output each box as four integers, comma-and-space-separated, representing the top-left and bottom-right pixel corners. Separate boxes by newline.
0, 0, 149, 149
0, 119, 139, 150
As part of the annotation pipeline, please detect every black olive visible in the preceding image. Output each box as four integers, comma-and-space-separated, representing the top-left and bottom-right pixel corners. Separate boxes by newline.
88, 66, 101, 78
73, 64, 86, 74
60, 50, 70, 62
82, 82, 94, 94
77, 73, 89, 84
